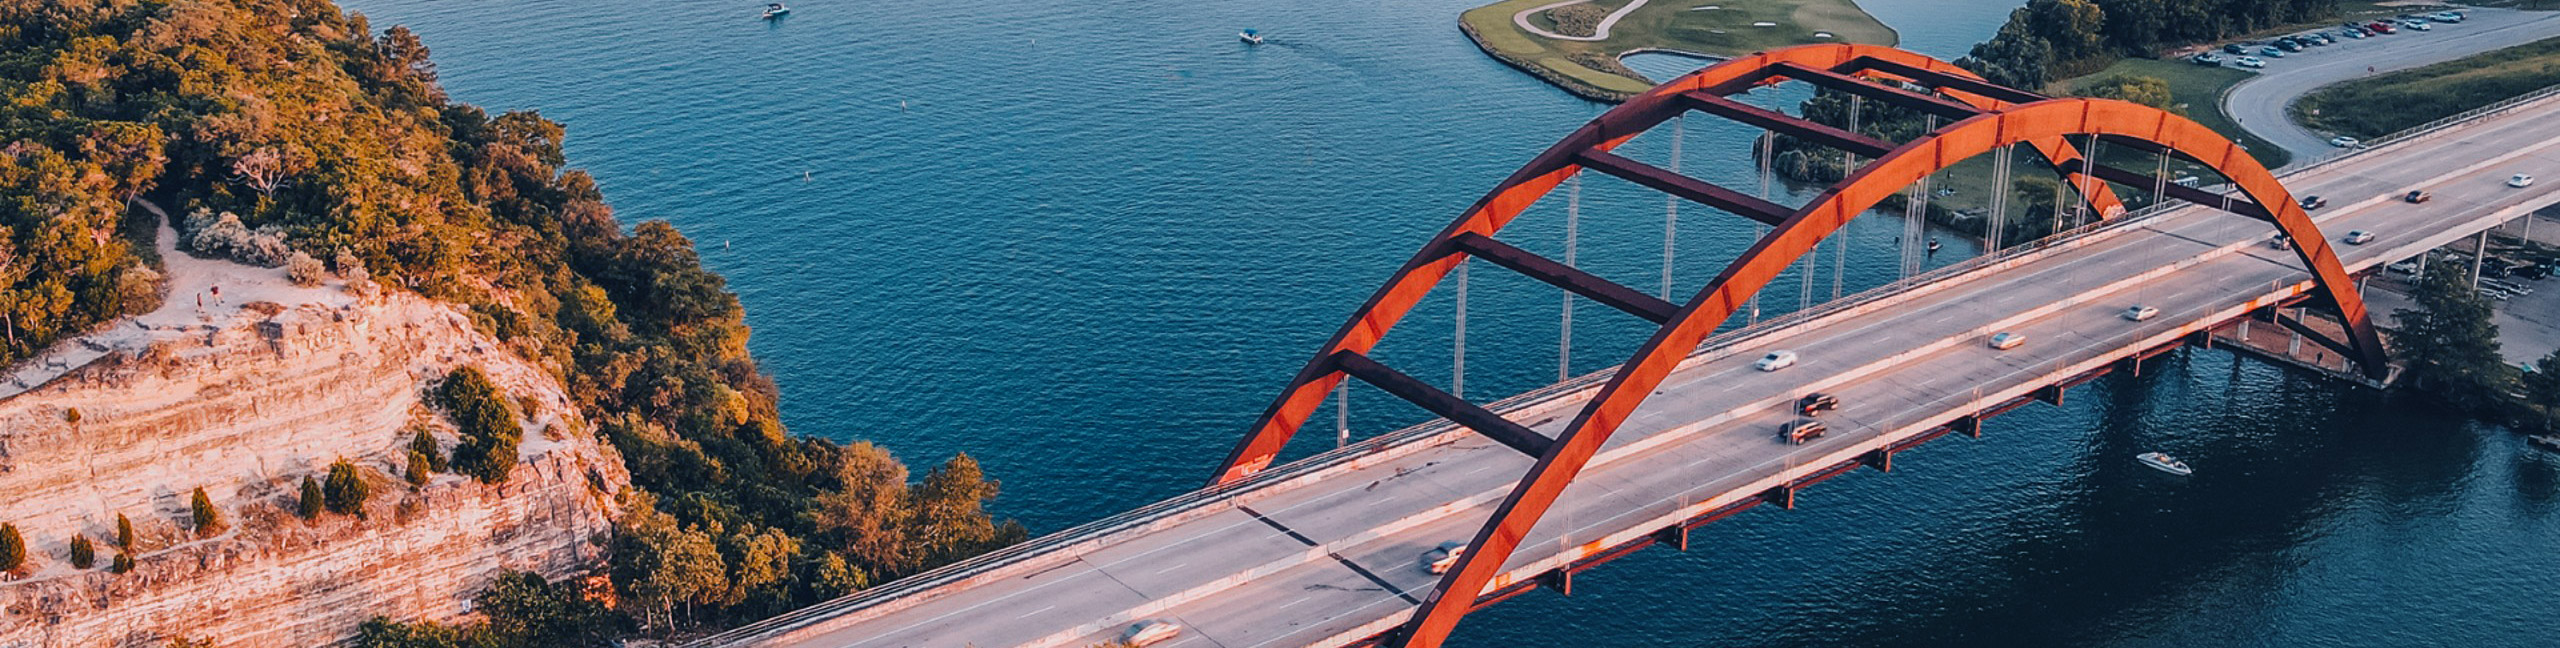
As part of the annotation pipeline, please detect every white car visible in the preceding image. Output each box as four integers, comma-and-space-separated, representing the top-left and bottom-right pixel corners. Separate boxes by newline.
2402, 19, 2431, 31
1754, 350, 1798, 372
1123, 619, 1183, 647
1421, 541, 1467, 574
1988, 332, 2026, 350
2388, 260, 2420, 274
2235, 56, 2266, 69
2344, 230, 2376, 245
2123, 305, 2160, 322
2510, 173, 2535, 188
2329, 136, 2360, 148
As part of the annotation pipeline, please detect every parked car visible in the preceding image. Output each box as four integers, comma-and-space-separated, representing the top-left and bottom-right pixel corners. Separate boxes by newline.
2124, 305, 2160, 322
2224, 43, 2249, 54
1124, 620, 1183, 647
2344, 230, 2376, 245
2433, 11, 2465, 23
1989, 332, 2027, 350
2299, 195, 2328, 210
2191, 53, 2222, 65
2344, 29, 2368, 39
2388, 260, 2420, 274
1780, 419, 1829, 445
2276, 39, 2303, 52
2510, 173, 2535, 188
2368, 21, 2396, 34
2260, 46, 2286, 57
2401, 19, 2432, 31
1421, 541, 1467, 574
2329, 136, 2360, 148
1797, 392, 1839, 417
1754, 350, 1798, 372
2405, 189, 2431, 203
2236, 56, 2267, 69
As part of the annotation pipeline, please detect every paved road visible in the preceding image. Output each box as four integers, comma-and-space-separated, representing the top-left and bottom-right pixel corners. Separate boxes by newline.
710, 96, 2560, 648
2219, 8, 2560, 168
1512, 0, 1649, 42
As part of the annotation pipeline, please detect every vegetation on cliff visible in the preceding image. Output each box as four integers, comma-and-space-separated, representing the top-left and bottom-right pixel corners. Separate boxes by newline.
2297, 34, 2560, 139
3, 0, 1022, 640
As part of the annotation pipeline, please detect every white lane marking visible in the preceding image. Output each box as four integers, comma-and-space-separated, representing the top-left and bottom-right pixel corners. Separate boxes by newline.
1016, 604, 1056, 619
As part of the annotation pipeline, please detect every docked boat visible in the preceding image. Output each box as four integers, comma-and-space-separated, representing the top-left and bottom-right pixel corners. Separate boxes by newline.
762, 2, 789, 19
1239, 29, 1264, 45
2136, 452, 2192, 476
2530, 435, 2560, 453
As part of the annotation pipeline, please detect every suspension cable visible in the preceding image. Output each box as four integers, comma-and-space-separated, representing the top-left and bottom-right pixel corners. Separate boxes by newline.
1335, 379, 1349, 448
1560, 174, 1579, 381
1663, 114, 1684, 300
1453, 257, 1467, 399
1986, 144, 2013, 251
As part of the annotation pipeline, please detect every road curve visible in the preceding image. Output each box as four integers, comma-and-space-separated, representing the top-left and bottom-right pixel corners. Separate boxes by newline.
2223, 8, 2560, 168
1512, 0, 1649, 42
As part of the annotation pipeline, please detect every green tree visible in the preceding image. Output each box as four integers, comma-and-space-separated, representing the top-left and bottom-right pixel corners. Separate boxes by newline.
69, 534, 94, 569
611, 495, 730, 631
2393, 265, 2511, 411
910, 454, 1027, 566
436, 367, 522, 483
115, 513, 134, 550
2076, 75, 2177, 112
299, 475, 327, 519
810, 442, 914, 574
190, 488, 224, 536
477, 571, 626, 645
410, 429, 448, 473
0, 523, 23, 571
407, 450, 434, 486
326, 459, 373, 517
110, 552, 133, 574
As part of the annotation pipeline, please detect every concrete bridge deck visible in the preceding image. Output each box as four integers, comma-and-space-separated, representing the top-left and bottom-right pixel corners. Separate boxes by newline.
702, 91, 2560, 648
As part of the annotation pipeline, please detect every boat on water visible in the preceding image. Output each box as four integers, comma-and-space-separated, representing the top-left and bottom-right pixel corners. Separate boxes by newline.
1239, 29, 1264, 45
2530, 435, 2560, 453
2136, 452, 2192, 476
762, 3, 789, 19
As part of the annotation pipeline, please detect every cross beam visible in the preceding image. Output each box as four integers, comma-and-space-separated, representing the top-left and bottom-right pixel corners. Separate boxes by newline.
1574, 149, 1792, 225
1331, 351, 1555, 458
1447, 233, 1676, 324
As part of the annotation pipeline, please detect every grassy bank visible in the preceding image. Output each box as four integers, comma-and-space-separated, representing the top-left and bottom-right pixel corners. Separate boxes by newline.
2295, 34, 2560, 139
1458, 0, 1896, 101
2056, 58, 2291, 169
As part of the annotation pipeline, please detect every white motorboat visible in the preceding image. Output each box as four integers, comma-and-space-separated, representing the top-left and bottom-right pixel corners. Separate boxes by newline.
1240, 29, 1264, 44
762, 3, 790, 19
2136, 452, 2192, 476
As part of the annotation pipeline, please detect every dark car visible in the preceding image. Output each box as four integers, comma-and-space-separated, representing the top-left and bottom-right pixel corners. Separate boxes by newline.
1780, 420, 1829, 445
2277, 39, 2303, 52
2224, 43, 2248, 54
1797, 392, 1840, 417
2298, 195, 2327, 210
2404, 189, 2431, 203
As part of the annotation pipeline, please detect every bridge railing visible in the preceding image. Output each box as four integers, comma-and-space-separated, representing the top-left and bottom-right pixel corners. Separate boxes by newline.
689, 79, 2560, 648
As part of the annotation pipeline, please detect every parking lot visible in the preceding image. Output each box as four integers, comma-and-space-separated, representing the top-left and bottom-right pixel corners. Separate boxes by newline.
2206, 7, 2560, 167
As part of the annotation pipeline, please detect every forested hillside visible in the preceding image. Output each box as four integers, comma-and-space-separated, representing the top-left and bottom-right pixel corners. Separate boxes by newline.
0, 0, 1021, 643
1959, 0, 2338, 87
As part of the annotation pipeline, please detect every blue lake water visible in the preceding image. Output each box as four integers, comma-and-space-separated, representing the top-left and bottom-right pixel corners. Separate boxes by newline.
336, 0, 2560, 644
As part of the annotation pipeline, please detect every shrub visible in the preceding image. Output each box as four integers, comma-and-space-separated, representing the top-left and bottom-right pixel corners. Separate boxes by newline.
287, 251, 328, 287
299, 476, 326, 519
69, 535, 94, 569
183, 209, 293, 267
436, 367, 523, 483
110, 552, 133, 574
117, 264, 164, 315
409, 429, 447, 472
325, 459, 373, 517
115, 513, 134, 550
191, 488, 224, 536
406, 450, 433, 486
0, 523, 22, 571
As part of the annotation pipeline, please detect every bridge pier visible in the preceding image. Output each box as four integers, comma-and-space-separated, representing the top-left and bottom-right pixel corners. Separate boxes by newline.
1764, 485, 1796, 510
1653, 525, 1689, 552
1861, 448, 1894, 473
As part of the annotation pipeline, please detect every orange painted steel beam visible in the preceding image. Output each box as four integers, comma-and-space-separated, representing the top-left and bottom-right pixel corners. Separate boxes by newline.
1394, 96, 2387, 648
1209, 43, 2127, 488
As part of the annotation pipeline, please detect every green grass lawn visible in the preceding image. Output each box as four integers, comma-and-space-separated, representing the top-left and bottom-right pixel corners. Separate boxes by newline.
2295, 34, 2560, 139
1459, 0, 1897, 99
2058, 58, 2291, 170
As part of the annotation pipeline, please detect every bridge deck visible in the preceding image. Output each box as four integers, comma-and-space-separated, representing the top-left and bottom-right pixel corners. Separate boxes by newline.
719, 97, 2560, 648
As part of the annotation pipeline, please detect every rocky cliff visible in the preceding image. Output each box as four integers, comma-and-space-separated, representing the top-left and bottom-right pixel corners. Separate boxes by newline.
0, 245, 629, 647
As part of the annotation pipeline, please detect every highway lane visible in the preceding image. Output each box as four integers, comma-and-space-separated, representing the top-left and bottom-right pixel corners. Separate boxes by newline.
736, 96, 2560, 648
2216, 7, 2560, 167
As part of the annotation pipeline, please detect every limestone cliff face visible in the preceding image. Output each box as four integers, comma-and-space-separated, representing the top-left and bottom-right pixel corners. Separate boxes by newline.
0, 282, 629, 647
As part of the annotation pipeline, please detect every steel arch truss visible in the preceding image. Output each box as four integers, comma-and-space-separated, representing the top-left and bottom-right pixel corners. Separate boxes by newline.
1211, 44, 2385, 648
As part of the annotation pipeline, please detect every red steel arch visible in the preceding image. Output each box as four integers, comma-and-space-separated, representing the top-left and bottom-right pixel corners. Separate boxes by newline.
1210, 44, 2133, 486
1213, 44, 2386, 648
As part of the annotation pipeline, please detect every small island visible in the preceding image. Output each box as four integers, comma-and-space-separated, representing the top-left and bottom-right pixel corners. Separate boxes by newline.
1459, 0, 1898, 101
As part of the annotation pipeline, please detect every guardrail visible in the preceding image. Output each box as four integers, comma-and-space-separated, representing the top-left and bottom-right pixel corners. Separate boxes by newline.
688, 78, 2560, 648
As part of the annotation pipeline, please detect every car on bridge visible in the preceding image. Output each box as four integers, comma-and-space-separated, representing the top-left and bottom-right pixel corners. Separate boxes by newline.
2123, 305, 2160, 322
1755, 350, 1798, 371
1797, 392, 1839, 416
2510, 174, 2535, 188
2299, 195, 2328, 210
2268, 234, 2292, 250
2344, 230, 2377, 245
1780, 419, 1828, 445
1422, 541, 1467, 574
1122, 620, 1182, 646
1988, 331, 2027, 350
2405, 190, 2432, 203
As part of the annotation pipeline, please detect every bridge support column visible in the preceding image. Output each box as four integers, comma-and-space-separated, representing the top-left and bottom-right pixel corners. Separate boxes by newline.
1952, 416, 1981, 438
2034, 384, 2066, 406
1654, 525, 1689, 551
1861, 448, 1894, 473
1543, 569, 1573, 597
1765, 485, 1796, 509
